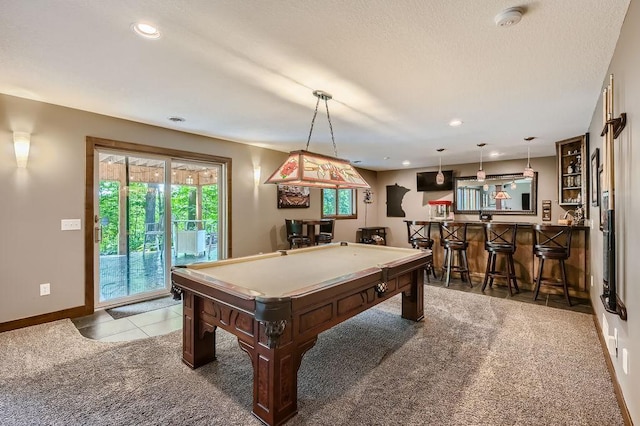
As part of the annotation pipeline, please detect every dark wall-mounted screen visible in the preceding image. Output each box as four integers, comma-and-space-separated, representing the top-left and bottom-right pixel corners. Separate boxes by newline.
416, 171, 454, 191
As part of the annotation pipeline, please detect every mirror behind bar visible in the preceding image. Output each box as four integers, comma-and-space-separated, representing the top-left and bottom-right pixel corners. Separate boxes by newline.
454, 172, 538, 215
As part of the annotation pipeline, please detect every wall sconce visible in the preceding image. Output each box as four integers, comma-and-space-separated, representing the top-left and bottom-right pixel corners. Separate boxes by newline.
13, 131, 31, 168
254, 166, 261, 186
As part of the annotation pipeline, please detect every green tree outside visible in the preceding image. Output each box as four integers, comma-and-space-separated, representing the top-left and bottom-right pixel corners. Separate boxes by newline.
99, 181, 219, 255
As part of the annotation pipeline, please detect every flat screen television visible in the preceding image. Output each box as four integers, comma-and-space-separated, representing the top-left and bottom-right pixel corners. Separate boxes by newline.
416, 170, 454, 191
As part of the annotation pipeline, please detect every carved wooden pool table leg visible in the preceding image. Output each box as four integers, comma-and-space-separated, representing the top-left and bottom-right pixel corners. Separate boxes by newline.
181, 292, 216, 368
401, 268, 425, 321
239, 327, 318, 426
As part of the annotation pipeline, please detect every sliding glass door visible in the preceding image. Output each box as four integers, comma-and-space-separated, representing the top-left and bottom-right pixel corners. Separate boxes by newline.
94, 150, 227, 308
170, 159, 223, 266
95, 151, 169, 306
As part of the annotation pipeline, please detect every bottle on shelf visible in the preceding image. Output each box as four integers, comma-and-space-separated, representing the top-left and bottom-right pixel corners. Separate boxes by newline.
556, 134, 587, 208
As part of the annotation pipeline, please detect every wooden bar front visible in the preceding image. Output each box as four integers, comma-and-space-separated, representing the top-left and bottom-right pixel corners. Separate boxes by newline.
425, 222, 589, 299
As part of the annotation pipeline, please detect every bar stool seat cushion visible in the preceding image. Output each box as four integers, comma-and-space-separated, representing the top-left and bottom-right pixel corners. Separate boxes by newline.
485, 242, 514, 252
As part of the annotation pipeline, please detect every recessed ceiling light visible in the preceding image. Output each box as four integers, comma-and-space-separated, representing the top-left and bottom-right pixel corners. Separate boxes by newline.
402, 160, 411, 167
132, 22, 161, 39
352, 160, 362, 164
168, 116, 185, 122
384, 156, 391, 160
449, 119, 463, 127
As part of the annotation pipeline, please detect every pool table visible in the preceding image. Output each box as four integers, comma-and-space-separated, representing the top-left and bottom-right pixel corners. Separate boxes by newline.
170, 242, 431, 426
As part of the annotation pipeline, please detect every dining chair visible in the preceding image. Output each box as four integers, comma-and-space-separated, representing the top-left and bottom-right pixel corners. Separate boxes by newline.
316, 219, 335, 244
285, 219, 311, 249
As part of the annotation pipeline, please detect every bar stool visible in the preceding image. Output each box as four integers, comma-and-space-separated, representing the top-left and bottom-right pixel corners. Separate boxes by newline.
482, 223, 519, 296
405, 220, 437, 281
438, 221, 470, 287
532, 224, 573, 306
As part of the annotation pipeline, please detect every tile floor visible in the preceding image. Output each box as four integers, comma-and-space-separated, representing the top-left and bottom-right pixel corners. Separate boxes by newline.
72, 300, 182, 342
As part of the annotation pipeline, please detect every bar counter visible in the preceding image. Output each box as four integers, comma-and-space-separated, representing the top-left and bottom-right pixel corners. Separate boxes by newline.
404, 220, 590, 299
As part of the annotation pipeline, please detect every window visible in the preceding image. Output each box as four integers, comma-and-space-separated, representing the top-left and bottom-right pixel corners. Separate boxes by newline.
321, 188, 357, 219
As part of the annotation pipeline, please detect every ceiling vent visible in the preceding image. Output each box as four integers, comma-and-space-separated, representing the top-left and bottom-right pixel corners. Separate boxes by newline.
495, 7, 524, 27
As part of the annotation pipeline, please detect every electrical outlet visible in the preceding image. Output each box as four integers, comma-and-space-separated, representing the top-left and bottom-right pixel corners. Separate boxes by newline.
614, 328, 619, 357
622, 349, 629, 375
40, 283, 50, 296
590, 274, 594, 288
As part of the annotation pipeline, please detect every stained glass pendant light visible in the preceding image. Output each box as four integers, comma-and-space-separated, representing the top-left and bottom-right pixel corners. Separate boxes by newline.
265, 90, 370, 189
477, 143, 487, 182
494, 190, 512, 200
436, 148, 445, 185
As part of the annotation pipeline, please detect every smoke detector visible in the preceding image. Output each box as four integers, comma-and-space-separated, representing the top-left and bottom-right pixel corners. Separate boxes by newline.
495, 7, 523, 27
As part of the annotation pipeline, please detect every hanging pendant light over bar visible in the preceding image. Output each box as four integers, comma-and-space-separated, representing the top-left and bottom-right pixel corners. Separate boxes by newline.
476, 143, 487, 182
523, 136, 535, 178
436, 148, 445, 185
265, 90, 370, 189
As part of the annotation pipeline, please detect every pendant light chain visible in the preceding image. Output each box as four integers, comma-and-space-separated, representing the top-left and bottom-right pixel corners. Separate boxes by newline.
305, 96, 321, 151
305, 92, 338, 157
324, 97, 338, 157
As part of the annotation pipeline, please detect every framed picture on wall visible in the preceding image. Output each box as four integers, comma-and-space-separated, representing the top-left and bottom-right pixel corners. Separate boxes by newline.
591, 148, 599, 206
277, 185, 310, 208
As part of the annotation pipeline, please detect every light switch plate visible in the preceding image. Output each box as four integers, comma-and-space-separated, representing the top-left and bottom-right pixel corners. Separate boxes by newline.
40, 283, 50, 296
61, 219, 81, 231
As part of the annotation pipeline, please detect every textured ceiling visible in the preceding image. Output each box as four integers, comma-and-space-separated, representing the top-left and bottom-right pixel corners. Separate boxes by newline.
0, 0, 630, 170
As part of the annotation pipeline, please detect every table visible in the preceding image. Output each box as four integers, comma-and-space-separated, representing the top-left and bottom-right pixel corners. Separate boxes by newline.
171, 242, 431, 425
175, 229, 206, 255
173, 220, 215, 256
358, 226, 387, 245
302, 218, 332, 245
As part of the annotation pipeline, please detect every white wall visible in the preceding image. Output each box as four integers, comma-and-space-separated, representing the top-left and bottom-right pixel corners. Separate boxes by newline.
0, 94, 377, 323
587, 0, 639, 421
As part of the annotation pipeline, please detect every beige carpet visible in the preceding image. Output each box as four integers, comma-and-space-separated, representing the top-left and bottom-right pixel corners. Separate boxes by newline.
0, 286, 623, 425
